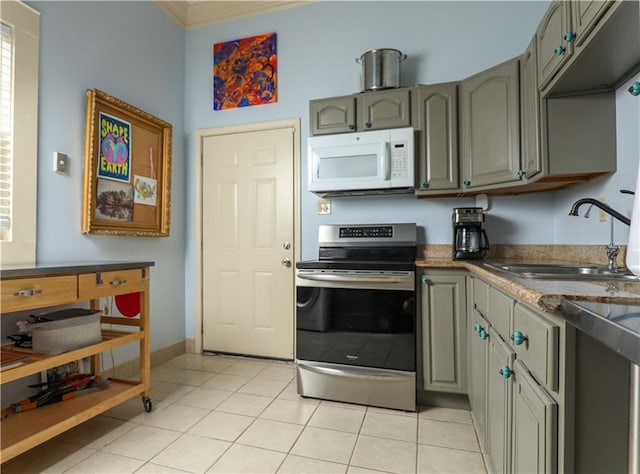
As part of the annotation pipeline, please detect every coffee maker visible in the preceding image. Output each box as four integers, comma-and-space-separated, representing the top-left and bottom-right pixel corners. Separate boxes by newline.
452, 207, 490, 260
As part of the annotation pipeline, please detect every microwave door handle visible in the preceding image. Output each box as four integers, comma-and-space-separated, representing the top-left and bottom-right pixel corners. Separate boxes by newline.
383, 142, 391, 180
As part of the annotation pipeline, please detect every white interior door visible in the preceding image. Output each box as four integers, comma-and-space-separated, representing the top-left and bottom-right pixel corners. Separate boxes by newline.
202, 126, 295, 359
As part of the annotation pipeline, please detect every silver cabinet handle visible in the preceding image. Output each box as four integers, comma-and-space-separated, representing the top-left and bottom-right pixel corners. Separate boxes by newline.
109, 279, 127, 286
281, 258, 292, 268
13, 289, 43, 297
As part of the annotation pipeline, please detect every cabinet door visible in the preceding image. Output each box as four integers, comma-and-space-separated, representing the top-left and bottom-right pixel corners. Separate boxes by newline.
357, 88, 411, 131
571, 0, 611, 47
537, 1, 573, 89
512, 303, 559, 392
460, 58, 521, 190
420, 272, 466, 393
309, 96, 356, 135
412, 83, 459, 194
486, 328, 515, 474
511, 360, 558, 474
468, 309, 490, 448
520, 35, 543, 179
473, 277, 489, 319
487, 286, 514, 341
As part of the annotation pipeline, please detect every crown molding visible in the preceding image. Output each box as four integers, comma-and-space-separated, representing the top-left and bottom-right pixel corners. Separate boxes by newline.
156, 1, 314, 29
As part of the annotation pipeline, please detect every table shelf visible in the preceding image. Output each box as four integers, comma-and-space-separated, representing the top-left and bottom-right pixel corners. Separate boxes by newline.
1, 380, 144, 462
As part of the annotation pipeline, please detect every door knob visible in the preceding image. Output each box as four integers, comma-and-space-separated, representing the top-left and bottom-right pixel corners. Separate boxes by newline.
281, 258, 292, 267
282, 242, 291, 250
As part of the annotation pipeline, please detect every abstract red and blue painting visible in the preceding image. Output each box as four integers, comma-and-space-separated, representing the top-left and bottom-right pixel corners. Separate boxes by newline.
213, 32, 277, 110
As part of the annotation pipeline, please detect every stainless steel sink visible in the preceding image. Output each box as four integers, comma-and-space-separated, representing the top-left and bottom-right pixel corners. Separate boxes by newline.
484, 262, 640, 281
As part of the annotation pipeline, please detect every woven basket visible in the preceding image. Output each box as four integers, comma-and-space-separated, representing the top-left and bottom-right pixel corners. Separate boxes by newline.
29, 309, 102, 355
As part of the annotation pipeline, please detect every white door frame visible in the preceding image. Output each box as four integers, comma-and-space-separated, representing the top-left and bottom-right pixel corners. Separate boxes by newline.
193, 118, 301, 354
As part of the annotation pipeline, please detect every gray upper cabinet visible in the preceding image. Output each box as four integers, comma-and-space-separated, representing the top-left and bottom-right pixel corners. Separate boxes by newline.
412, 83, 459, 195
310, 89, 410, 136
357, 88, 411, 131
520, 35, 543, 180
460, 57, 521, 190
545, 1, 639, 95
537, 1, 573, 89
309, 95, 356, 135
419, 271, 466, 394
511, 360, 558, 474
571, 0, 611, 47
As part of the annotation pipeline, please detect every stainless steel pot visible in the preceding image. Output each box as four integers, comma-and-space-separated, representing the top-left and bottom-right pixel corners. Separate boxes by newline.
356, 49, 407, 91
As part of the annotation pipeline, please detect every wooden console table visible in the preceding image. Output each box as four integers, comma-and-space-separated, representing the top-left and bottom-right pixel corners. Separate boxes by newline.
0, 261, 154, 463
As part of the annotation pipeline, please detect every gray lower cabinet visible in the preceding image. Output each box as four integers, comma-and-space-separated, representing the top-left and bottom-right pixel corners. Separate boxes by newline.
460, 57, 521, 191
468, 275, 564, 474
469, 308, 490, 449
511, 359, 558, 474
512, 303, 560, 392
412, 83, 459, 195
486, 328, 515, 474
419, 270, 467, 393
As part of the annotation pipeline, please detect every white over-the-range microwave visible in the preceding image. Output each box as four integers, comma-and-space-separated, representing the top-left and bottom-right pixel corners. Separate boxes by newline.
307, 127, 415, 197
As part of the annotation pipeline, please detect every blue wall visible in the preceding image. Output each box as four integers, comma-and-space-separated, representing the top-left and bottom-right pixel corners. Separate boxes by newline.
28, 1, 187, 352
183, 1, 639, 338
27, 1, 639, 345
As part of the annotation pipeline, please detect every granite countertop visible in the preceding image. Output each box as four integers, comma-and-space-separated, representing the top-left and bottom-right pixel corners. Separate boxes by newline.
0, 261, 155, 279
416, 258, 640, 311
416, 256, 640, 365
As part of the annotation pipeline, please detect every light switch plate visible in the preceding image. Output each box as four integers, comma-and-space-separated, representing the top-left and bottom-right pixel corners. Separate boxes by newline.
53, 152, 69, 173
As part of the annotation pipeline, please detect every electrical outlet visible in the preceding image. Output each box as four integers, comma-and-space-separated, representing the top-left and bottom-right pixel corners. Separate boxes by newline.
317, 199, 331, 215
599, 196, 608, 222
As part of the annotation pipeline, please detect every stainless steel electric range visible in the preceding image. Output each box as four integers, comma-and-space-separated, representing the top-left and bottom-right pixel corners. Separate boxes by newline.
295, 223, 417, 411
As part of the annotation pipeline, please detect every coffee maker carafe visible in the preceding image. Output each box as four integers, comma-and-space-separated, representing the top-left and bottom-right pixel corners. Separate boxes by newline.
452, 207, 489, 260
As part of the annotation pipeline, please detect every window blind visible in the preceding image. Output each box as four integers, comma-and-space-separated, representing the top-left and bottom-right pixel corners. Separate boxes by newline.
0, 21, 13, 241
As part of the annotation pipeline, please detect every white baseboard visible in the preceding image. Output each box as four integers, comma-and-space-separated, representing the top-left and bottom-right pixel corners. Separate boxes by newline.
102, 340, 186, 378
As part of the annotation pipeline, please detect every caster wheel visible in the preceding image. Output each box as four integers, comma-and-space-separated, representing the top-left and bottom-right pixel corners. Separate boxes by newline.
143, 396, 153, 412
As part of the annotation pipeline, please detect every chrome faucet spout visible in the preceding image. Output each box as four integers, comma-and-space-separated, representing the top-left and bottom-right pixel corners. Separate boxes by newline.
568, 198, 631, 226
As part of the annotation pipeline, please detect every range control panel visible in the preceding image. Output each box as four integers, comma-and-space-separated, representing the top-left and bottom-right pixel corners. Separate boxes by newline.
339, 226, 393, 239
319, 223, 416, 246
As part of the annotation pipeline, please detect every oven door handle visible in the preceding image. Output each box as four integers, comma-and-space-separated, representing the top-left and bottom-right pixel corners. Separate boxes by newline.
297, 273, 411, 284
299, 363, 409, 383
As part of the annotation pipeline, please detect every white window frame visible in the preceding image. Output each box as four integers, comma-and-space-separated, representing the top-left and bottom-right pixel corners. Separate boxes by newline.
0, 1, 39, 266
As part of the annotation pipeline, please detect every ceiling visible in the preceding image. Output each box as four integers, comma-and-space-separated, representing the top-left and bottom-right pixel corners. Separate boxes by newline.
156, 0, 314, 29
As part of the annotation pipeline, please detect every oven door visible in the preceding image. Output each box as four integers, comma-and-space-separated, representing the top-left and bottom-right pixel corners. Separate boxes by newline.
296, 270, 415, 372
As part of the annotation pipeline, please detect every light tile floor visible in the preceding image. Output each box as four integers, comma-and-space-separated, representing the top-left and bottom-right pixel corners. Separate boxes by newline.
1, 354, 487, 474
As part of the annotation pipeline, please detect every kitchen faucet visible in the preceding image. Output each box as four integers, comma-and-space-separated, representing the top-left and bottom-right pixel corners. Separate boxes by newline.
568, 198, 631, 270
568, 198, 631, 225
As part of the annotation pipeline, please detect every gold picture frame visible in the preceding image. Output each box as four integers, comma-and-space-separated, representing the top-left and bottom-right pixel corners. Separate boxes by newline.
81, 89, 172, 236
